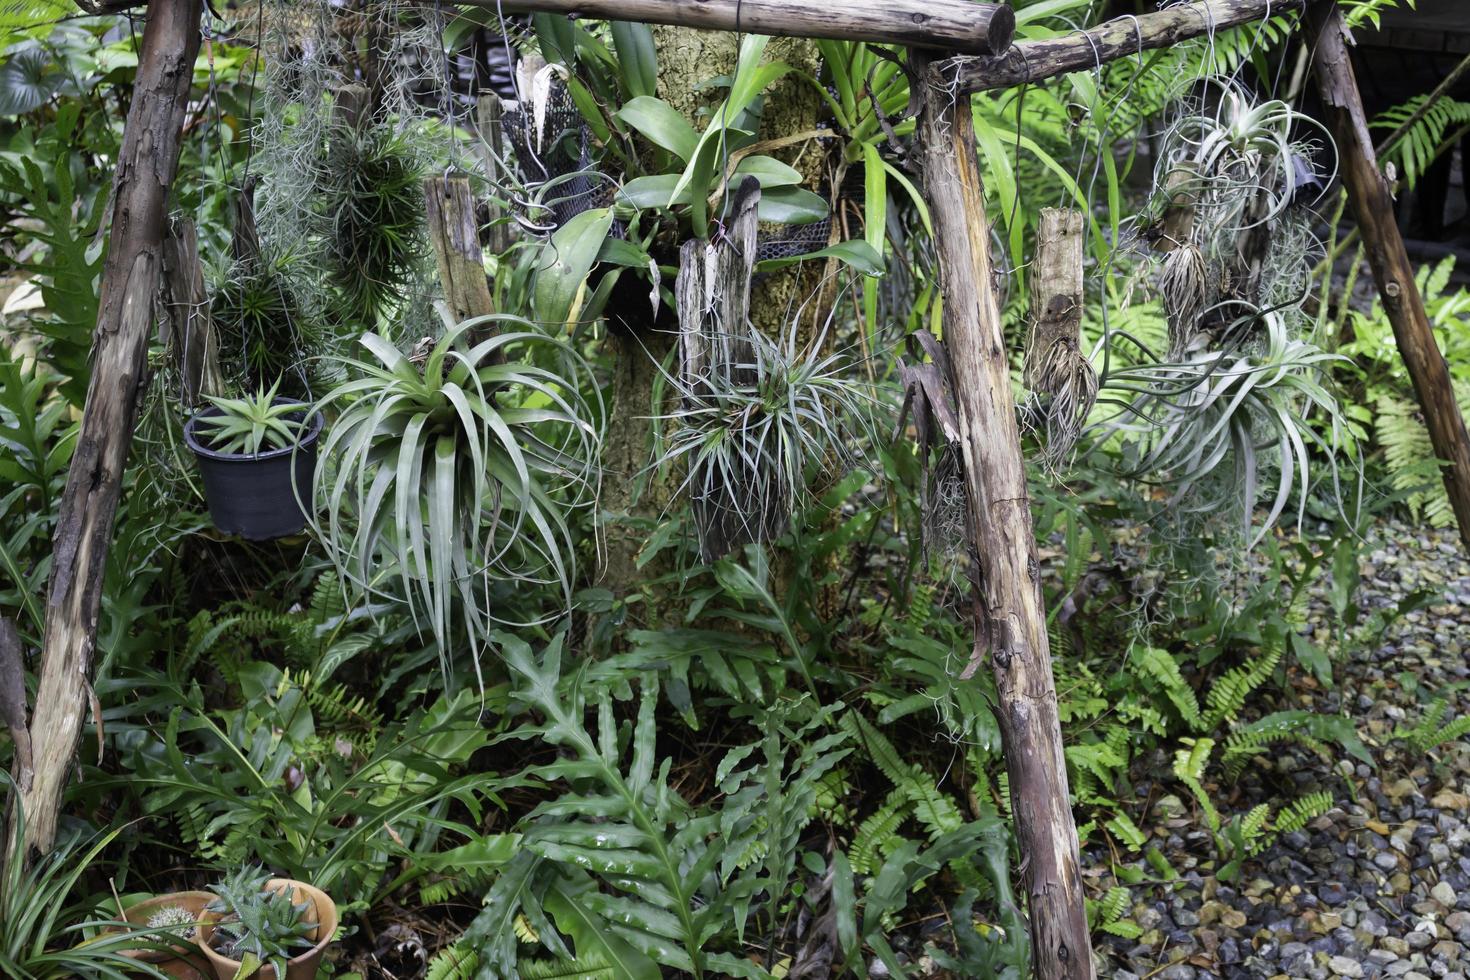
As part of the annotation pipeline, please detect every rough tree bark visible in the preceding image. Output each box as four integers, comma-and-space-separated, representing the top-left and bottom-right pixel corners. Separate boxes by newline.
10, 0, 203, 856
160, 217, 225, 406
424, 175, 496, 328
1307, 0, 1470, 551
476, 93, 514, 254
1023, 208, 1085, 392
912, 52, 1095, 980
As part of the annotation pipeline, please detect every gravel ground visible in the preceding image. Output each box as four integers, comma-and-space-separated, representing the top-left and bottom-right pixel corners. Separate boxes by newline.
1096, 519, 1470, 980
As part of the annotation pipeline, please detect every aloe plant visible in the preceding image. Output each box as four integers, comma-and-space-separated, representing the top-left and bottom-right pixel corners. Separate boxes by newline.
309, 313, 599, 688
193, 380, 307, 457
204, 866, 314, 980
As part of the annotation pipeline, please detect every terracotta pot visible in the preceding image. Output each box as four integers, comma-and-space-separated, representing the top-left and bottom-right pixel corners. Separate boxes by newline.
197, 879, 337, 980
109, 891, 214, 980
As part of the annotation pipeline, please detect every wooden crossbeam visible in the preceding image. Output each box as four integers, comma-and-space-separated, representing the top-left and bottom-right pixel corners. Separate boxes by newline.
949, 0, 1304, 93
469, 0, 1017, 55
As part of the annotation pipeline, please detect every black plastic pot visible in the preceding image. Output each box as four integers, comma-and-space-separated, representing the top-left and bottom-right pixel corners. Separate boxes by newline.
184, 403, 324, 541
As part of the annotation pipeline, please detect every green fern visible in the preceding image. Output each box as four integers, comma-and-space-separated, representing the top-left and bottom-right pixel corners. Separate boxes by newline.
1375, 93, 1470, 187
1202, 647, 1283, 730
1273, 791, 1334, 836
518, 953, 617, 979
1396, 699, 1470, 754
425, 944, 478, 980
1133, 645, 1201, 729
850, 789, 912, 876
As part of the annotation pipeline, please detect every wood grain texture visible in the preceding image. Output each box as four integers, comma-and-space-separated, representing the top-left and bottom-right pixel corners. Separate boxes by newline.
477, 93, 514, 254
912, 51, 1095, 980
1024, 208, 1084, 392
12, 0, 203, 856
473, 0, 1016, 55
1307, 0, 1470, 551
951, 0, 1303, 92
424, 175, 496, 331
161, 217, 225, 406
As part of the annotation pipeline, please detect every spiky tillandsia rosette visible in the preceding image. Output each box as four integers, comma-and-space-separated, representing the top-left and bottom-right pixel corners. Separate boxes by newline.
194, 379, 307, 457
656, 321, 876, 563
308, 312, 599, 691
204, 866, 315, 980
1094, 306, 1352, 547
211, 248, 320, 397
320, 122, 431, 330
1149, 80, 1332, 258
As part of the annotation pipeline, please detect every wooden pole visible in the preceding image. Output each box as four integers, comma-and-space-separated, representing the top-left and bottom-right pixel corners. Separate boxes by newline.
911, 51, 1094, 980
160, 217, 225, 407
424, 175, 496, 327
1024, 208, 1085, 391
951, 0, 1303, 93
468, 0, 1016, 55
10, 0, 203, 856
477, 93, 514, 255
1307, 0, 1470, 551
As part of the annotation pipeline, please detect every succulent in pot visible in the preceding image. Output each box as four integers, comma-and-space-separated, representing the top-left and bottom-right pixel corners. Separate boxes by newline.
184, 380, 324, 541
108, 891, 215, 979
196, 866, 337, 980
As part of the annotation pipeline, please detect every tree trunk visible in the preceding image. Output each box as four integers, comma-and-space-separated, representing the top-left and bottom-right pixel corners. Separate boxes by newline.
912, 51, 1094, 980
1307, 0, 1470, 551
10, 0, 203, 857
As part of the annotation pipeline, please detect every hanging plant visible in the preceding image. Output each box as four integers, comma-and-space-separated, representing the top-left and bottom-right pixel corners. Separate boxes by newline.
1095, 307, 1351, 545
308, 312, 599, 688
211, 250, 319, 396
319, 122, 430, 329
659, 314, 874, 563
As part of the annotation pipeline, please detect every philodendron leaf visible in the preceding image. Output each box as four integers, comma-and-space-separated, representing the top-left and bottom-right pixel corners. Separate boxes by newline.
755, 240, 885, 277
533, 207, 615, 328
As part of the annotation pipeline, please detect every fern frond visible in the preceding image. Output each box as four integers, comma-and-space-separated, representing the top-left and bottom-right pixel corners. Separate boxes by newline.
1272, 791, 1333, 836
425, 944, 478, 980
1203, 647, 1282, 730
850, 788, 912, 876
1374, 93, 1470, 188
518, 955, 616, 980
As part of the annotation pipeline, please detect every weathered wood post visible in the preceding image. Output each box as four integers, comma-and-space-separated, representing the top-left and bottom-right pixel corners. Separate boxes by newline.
424, 175, 496, 327
160, 217, 225, 406
10, 0, 203, 855
1306, 0, 1470, 550
912, 52, 1095, 980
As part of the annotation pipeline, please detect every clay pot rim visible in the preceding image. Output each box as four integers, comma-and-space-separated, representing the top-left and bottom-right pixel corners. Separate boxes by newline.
107, 891, 215, 962
196, 878, 337, 978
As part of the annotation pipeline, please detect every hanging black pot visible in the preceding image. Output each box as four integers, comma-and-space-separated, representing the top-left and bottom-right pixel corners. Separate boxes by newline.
184, 402, 324, 541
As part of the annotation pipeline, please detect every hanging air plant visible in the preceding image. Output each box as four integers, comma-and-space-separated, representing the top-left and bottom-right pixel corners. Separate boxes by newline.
308, 311, 599, 688
211, 250, 319, 396
658, 321, 874, 563
1096, 307, 1350, 545
319, 123, 431, 329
